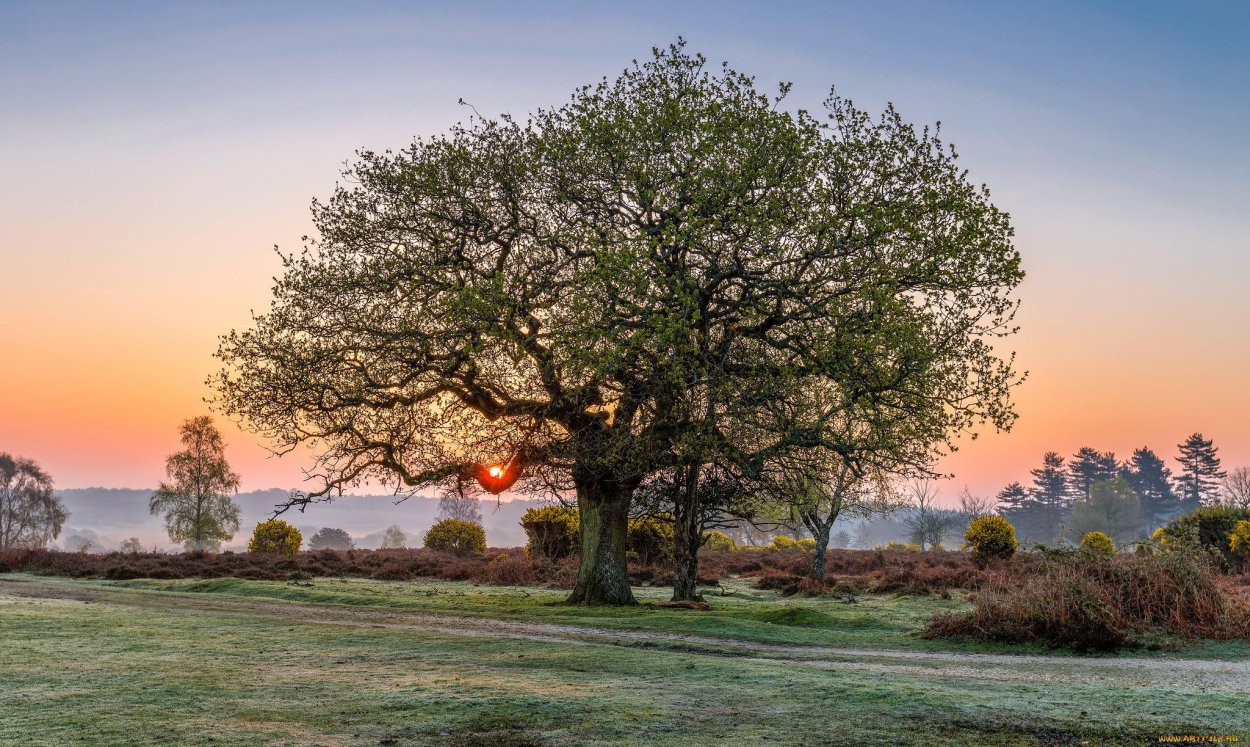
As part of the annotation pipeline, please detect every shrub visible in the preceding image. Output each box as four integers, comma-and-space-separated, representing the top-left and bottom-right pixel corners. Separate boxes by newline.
1160, 506, 1250, 565
701, 530, 736, 553
964, 515, 1018, 567
797, 538, 817, 552
925, 546, 1250, 651
1080, 531, 1117, 558
520, 505, 579, 560
482, 551, 536, 585
247, 520, 302, 555
1229, 520, 1250, 567
628, 515, 673, 565
883, 541, 920, 552
423, 519, 486, 556
770, 535, 797, 551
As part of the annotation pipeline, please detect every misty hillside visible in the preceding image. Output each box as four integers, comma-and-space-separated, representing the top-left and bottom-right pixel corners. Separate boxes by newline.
54, 488, 546, 553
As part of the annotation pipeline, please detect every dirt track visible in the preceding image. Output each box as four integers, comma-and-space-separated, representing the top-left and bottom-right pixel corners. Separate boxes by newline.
4, 576, 1248, 694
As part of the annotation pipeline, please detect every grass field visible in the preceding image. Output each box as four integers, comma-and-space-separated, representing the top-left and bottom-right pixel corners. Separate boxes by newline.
2, 573, 1248, 746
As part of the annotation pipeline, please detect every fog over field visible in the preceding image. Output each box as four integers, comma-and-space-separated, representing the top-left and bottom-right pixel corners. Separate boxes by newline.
53, 489, 543, 553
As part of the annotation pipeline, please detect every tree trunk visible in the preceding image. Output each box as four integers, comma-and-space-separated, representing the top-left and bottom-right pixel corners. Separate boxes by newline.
812, 524, 831, 579
568, 474, 637, 605
671, 465, 703, 602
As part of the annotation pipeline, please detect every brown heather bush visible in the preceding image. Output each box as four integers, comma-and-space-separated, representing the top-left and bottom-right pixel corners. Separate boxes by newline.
926, 547, 1250, 651
5, 545, 992, 598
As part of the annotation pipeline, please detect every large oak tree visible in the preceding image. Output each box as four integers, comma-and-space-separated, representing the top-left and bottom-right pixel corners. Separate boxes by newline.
215, 42, 1022, 604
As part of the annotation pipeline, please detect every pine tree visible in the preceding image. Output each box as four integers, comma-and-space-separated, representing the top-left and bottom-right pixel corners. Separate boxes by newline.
1175, 433, 1227, 510
995, 481, 1043, 542
1029, 451, 1070, 544
1067, 447, 1118, 500
1121, 447, 1181, 528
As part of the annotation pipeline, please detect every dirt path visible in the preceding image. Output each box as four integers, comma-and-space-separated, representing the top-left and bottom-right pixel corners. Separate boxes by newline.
4, 576, 1248, 694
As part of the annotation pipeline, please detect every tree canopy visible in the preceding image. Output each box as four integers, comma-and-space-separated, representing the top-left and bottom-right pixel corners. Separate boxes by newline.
0, 453, 67, 550
215, 41, 1023, 603
149, 416, 241, 554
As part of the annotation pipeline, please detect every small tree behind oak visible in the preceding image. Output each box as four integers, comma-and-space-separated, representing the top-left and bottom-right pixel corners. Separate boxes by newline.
149, 416, 241, 554
0, 453, 67, 550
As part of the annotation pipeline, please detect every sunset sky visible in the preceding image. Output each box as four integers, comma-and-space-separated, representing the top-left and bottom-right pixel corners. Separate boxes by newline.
2, 1, 1248, 504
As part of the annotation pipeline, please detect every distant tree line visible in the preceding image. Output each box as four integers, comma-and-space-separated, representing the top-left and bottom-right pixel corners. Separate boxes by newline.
995, 432, 1239, 545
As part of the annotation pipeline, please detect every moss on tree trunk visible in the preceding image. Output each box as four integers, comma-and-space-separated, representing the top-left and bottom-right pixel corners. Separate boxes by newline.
569, 476, 636, 605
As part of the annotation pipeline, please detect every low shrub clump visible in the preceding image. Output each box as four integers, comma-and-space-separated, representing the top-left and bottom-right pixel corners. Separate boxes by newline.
701, 530, 736, 553
926, 546, 1250, 651
1159, 506, 1250, 567
1079, 531, 1117, 558
627, 515, 673, 565
964, 516, 1017, 567
519, 505, 579, 560
1229, 519, 1250, 563
423, 519, 487, 556
247, 520, 302, 555
770, 535, 796, 551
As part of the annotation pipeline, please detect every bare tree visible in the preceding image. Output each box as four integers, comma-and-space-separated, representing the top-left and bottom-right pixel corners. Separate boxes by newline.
380, 525, 407, 549
852, 522, 876, 549
149, 416, 241, 555
438, 495, 483, 524
958, 486, 995, 518
1222, 467, 1250, 509
904, 482, 958, 550
0, 453, 67, 550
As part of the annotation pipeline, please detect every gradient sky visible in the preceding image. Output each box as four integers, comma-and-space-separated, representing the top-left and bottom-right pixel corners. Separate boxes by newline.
2, 1, 1248, 504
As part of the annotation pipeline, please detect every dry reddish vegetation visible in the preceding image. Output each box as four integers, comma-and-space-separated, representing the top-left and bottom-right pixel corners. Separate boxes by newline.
926, 549, 1250, 651
0, 546, 992, 595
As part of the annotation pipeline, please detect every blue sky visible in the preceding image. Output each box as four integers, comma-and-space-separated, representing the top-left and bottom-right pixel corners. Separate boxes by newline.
2, 1, 1248, 496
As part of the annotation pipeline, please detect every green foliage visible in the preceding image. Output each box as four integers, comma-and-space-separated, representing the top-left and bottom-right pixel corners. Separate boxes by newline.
1066, 447, 1118, 500
1228, 520, 1250, 560
423, 519, 486, 556
247, 520, 301, 555
149, 416, 241, 553
964, 515, 1018, 567
214, 41, 1025, 607
1067, 477, 1144, 546
0, 454, 67, 551
1123, 447, 1181, 526
520, 506, 579, 560
1161, 506, 1250, 565
627, 515, 673, 565
1175, 433, 1227, 510
1079, 531, 1117, 558
770, 535, 797, 551
701, 530, 736, 553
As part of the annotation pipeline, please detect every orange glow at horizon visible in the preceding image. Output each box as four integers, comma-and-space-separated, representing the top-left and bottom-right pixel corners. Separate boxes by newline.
3, 6, 1248, 507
